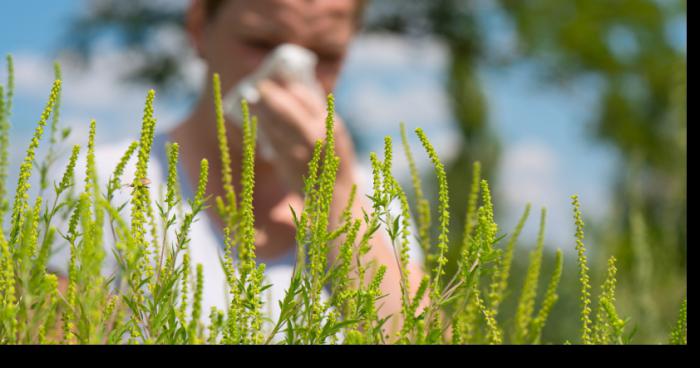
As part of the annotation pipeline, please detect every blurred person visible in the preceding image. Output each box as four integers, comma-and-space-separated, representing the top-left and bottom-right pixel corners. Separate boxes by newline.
50, 0, 427, 341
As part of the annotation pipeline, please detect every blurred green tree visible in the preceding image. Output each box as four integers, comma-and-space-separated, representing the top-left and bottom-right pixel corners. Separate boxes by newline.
496, 0, 686, 342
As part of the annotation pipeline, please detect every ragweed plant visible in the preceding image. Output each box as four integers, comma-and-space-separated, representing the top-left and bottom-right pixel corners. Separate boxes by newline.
0, 56, 686, 345
669, 297, 687, 345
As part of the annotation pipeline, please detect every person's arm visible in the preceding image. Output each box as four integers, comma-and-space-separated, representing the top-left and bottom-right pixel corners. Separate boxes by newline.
328, 175, 429, 340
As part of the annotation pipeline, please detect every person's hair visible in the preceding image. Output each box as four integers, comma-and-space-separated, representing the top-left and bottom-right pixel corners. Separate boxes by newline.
204, 0, 369, 24
203, 0, 226, 20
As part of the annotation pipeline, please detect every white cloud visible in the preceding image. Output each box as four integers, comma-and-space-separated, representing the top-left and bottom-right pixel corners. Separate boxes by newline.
337, 34, 462, 183
14, 50, 160, 112
10, 50, 191, 143
499, 139, 559, 206
345, 82, 453, 131
341, 84, 462, 186
346, 33, 449, 70
497, 139, 575, 250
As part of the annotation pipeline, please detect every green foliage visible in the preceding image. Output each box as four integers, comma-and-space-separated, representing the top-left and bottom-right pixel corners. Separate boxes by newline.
0, 55, 14, 226
415, 128, 450, 311
0, 58, 684, 345
530, 249, 564, 343
669, 297, 686, 345
513, 208, 547, 343
212, 73, 237, 230
571, 195, 593, 344
400, 122, 431, 265
489, 203, 529, 319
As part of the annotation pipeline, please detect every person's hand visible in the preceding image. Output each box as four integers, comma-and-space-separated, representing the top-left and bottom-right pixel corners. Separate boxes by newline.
252, 79, 358, 193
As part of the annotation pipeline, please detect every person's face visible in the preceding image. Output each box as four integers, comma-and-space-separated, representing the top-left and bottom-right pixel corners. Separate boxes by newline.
188, 0, 358, 96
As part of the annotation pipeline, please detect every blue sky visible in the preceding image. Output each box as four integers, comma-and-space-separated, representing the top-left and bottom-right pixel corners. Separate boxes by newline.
0, 0, 78, 52
2, 0, 680, 250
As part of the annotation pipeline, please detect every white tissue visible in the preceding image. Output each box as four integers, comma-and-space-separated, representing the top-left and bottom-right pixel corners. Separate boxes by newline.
222, 43, 324, 160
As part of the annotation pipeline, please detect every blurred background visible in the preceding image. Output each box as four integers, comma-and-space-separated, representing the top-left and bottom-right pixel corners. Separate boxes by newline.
0, 0, 686, 343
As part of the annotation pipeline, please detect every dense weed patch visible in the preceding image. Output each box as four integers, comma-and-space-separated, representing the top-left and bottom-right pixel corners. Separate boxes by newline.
0, 56, 687, 344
